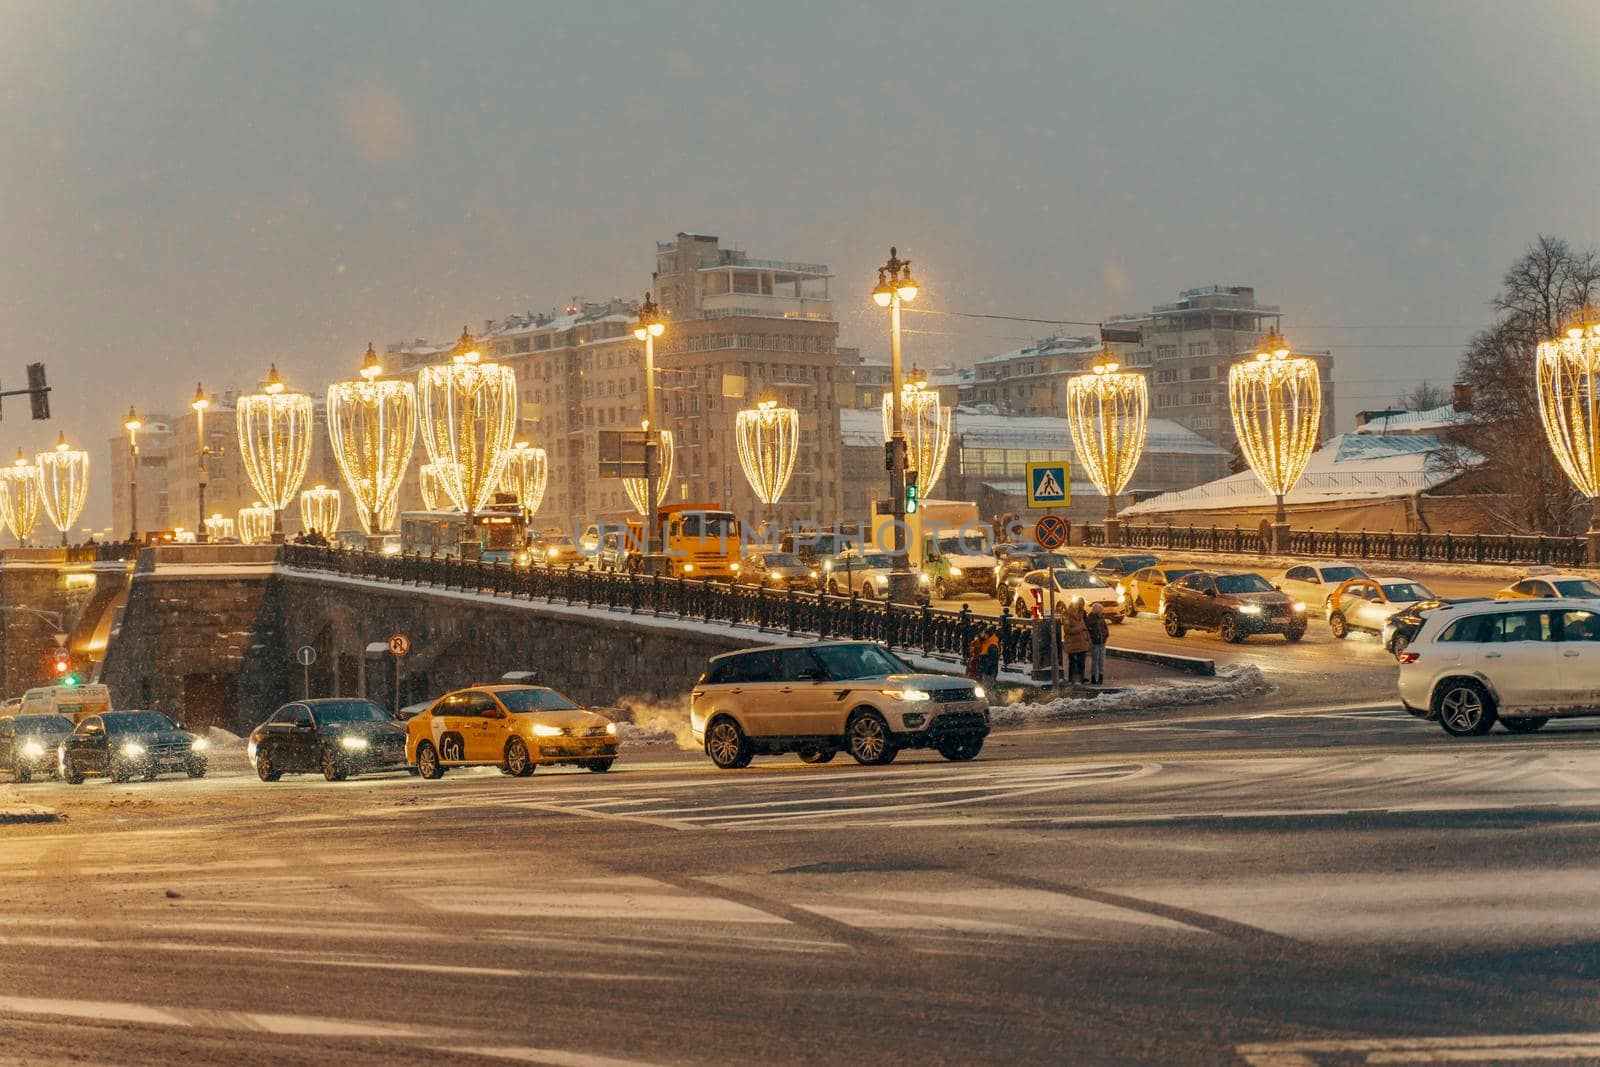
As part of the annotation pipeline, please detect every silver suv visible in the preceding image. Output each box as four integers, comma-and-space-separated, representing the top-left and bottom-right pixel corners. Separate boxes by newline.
691, 641, 990, 768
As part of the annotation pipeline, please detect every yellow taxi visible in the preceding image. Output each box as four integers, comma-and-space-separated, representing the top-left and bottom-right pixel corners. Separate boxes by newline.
1493, 570, 1600, 601
406, 685, 619, 778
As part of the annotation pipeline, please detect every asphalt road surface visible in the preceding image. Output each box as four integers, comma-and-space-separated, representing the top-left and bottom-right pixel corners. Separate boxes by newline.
4, 699, 1598, 1065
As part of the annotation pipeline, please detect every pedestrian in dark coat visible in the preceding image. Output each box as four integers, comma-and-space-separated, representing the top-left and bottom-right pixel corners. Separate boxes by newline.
1085, 602, 1110, 685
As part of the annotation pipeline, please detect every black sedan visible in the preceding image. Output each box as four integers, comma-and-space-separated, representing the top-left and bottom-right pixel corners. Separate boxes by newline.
1382, 597, 1490, 655
59, 711, 208, 783
249, 698, 409, 782
0, 713, 72, 782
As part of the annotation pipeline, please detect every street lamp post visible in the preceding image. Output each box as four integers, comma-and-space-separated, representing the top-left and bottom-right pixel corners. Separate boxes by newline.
191, 384, 215, 543
633, 293, 666, 561
123, 407, 142, 544
872, 248, 920, 603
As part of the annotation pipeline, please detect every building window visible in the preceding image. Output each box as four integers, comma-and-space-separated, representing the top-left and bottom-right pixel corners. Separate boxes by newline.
1188, 391, 1213, 406
1156, 345, 1177, 361
1188, 366, 1214, 381
1156, 368, 1179, 383
1187, 342, 1211, 357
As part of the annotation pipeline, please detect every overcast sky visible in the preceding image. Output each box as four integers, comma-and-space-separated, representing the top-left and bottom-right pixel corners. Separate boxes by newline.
4, 0, 1598, 526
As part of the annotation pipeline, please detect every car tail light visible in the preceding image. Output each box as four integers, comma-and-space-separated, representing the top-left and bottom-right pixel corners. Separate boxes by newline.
1397, 651, 1420, 664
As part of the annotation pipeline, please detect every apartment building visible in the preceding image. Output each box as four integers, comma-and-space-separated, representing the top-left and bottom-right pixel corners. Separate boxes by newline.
108, 415, 174, 538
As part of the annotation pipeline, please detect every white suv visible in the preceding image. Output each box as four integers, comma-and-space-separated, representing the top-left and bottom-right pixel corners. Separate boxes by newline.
1397, 597, 1600, 736
690, 641, 990, 768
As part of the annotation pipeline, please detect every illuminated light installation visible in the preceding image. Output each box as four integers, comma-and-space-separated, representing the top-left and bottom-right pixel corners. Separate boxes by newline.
624, 430, 673, 515
417, 327, 518, 516
736, 398, 799, 519
299, 485, 342, 538
419, 462, 461, 512
326, 343, 416, 535
238, 502, 274, 546
1066, 353, 1149, 531
36, 433, 91, 546
501, 441, 549, 521
205, 513, 235, 541
1228, 329, 1322, 528
1537, 309, 1600, 496
236, 364, 314, 538
0, 451, 41, 546
881, 368, 951, 493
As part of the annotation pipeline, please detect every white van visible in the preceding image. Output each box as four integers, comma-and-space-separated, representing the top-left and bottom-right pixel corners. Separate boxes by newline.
20, 683, 112, 723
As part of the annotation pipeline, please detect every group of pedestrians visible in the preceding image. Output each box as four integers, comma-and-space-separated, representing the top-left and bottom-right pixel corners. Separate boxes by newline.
966, 598, 1110, 694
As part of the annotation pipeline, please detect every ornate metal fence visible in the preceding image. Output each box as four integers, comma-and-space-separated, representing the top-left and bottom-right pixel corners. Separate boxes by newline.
1081, 523, 1586, 568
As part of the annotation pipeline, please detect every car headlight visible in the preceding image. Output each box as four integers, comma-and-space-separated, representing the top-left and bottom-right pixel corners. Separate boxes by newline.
516, 551, 530, 564
1239, 604, 1262, 615
918, 573, 930, 585
605, 721, 618, 735
121, 741, 146, 757
880, 688, 931, 703
546, 547, 559, 558
874, 575, 888, 587
948, 566, 963, 577
382, 542, 402, 556
973, 685, 986, 701
21, 741, 44, 759
532, 723, 565, 737
683, 563, 695, 573
808, 569, 818, 578
339, 736, 368, 751
1116, 588, 1126, 602
1292, 601, 1306, 613
190, 737, 209, 752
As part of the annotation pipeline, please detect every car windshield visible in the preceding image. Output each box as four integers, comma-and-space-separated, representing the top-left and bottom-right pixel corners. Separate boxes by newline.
1109, 555, 1158, 572
840, 553, 893, 570
936, 533, 992, 556
1553, 579, 1600, 597
14, 715, 71, 735
812, 643, 911, 680
497, 689, 580, 712
763, 553, 806, 568
312, 701, 389, 725
1216, 574, 1275, 594
1381, 582, 1433, 602
1161, 568, 1197, 581
1321, 566, 1367, 583
102, 711, 177, 733
679, 513, 738, 538
1053, 570, 1109, 589
1033, 553, 1077, 570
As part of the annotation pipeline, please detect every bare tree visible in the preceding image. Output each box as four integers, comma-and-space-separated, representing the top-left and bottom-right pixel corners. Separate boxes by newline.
1394, 380, 1447, 411
1452, 235, 1600, 534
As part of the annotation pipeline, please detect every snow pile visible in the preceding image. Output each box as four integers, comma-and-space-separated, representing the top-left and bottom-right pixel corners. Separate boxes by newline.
0, 787, 58, 824
989, 664, 1269, 726
611, 699, 699, 750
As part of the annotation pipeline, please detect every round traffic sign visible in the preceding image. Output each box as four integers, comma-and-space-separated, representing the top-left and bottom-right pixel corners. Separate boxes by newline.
1035, 514, 1069, 550
388, 633, 411, 657
295, 645, 317, 667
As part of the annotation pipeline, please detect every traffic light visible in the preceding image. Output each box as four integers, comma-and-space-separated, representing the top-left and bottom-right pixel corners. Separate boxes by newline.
905, 483, 920, 514
27, 363, 49, 420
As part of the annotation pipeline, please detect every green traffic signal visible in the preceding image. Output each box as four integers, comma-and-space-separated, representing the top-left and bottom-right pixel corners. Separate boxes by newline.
906, 483, 920, 514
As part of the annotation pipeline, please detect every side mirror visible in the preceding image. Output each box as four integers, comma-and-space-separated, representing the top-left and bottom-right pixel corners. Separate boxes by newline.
1274, 585, 1283, 592
1205, 589, 1216, 598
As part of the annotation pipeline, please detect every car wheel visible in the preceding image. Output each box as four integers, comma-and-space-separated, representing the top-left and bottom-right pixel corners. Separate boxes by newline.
797, 745, 835, 764
826, 579, 840, 596
1163, 610, 1186, 638
1329, 612, 1349, 639
1501, 716, 1549, 733
1124, 599, 1138, 618
256, 751, 281, 782
936, 735, 984, 762
63, 760, 83, 785
13, 762, 31, 784
186, 760, 207, 779
415, 741, 446, 779
705, 717, 751, 770
585, 759, 614, 773
1285, 621, 1307, 643
1220, 614, 1244, 644
858, 584, 876, 601
321, 751, 347, 782
504, 737, 535, 777
111, 763, 131, 784
1435, 679, 1497, 737
143, 766, 159, 782
846, 710, 898, 766
1390, 633, 1410, 657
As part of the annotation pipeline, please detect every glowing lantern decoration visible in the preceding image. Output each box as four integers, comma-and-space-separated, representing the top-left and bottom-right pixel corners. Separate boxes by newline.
36, 433, 90, 546
1537, 309, 1600, 516
501, 441, 549, 520
420, 462, 461, 512
416, 327, 518, 515
1067, 354, 1149, 525
1228, 329, 1322, 527
236, 363, 314, 538
624, 430, 673, 515
881, 369, 951, 493
0, 451, 42, 546
299, 485, 342, 537
205, 513, 235, 541
736, 398, 799, 516
238, 502, 274, 546
327, 343, 416, 535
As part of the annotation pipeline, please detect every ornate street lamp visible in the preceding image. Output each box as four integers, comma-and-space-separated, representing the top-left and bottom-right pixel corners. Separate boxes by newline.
632, 295, 666, 556
1536, 308, 1600, 557
190, 383, 223, 542
0, 451, 41, 546
1067, 353, 1149, 545
871, 247, 921, 602
416, 328, 518, 536
736, 397, 800, 523
624, 430, 673, 516
37, 433, 90, 547
419, 461, 461, 513
238, 502, 274, 546
123, 407, 142, 543
236, 364, 314, 541
204, 512, 234, 541
299, 485, 342, 538
501, 440, 549, 525
327, 343, 417, 536
1228, 329, 1322, 548
881, 366, 950, 495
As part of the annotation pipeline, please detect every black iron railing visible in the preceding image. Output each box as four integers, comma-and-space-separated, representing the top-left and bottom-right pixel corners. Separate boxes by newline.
1082, 523, 1587, 568
281, 545, 1042, 671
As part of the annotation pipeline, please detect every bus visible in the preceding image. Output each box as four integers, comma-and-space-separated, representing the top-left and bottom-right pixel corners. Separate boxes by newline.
399, 500, 528, 562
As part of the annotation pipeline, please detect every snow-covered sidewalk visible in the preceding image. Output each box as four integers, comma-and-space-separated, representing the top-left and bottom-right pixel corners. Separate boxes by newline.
0, 787, 59, 824
990, 664, 1270, 726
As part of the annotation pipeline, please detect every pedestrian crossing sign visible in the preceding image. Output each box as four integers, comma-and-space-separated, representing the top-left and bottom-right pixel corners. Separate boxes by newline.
1025, 461, 1071, 508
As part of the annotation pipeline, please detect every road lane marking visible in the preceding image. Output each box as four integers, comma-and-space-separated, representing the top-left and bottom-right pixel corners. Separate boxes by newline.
1237, 1032, 1600, 1065
444, 1046, 666, 1067
0, 994, 450, 1040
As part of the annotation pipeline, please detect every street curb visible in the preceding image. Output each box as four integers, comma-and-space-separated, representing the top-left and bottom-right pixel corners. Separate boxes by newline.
1107, 646, 1216, 676
0, 809, 60, 825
